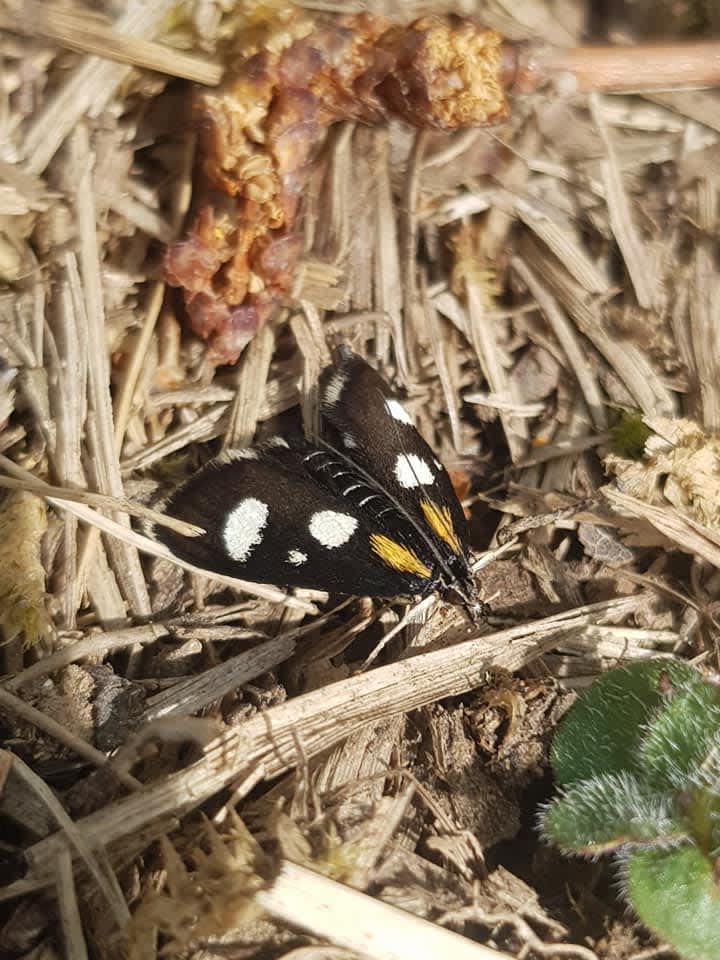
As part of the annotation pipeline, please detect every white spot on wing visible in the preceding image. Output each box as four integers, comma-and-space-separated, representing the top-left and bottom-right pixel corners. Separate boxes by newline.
385, 398, 413, 425
222, 497, 269, 562
266, 436, 289, 449
286, 549, 308, 566
395, 453, 434, 488
323, 372, 346, 408
433, 458, 442, 470
309, 510, 357, 548
343, 432, 357, 448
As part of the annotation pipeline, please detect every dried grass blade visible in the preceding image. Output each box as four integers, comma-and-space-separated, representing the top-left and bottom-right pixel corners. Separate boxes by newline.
647, 91, 720, 134
142, 634, 297, 721
112, 280, 164, 456
690, 178, 720, 430
71, 127, 150, 615
603, 486, 720, 568
1, 1, 221, 84
291, 308, 328, 440
512, 256, 607, 430
466, 281, 529, 462
21, 0, 178, 174
120, 404, 228, 474
49, 253, 87, 625
223, 323, 277, 449
422, 281, 463, 452
5, 624, 167, 692
0, 687, 141, 790
400, 130, 428, 375
0, 471, 203, 538
590, 94, 659, 309
374, 131, 405, 371
513, 196, 609, 295
518, 233, 676, 415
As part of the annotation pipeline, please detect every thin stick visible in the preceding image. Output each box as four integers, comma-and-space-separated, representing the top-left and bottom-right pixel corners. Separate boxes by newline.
0, 470, 204, 538
257, 860, 512, 960
112, 280, 165, 457
54, 848, 89, 960
5, 624, 167, 692
512, 41, 720, 95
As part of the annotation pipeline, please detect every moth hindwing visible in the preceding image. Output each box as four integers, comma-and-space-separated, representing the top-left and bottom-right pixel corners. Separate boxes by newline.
155, 349, 478, 608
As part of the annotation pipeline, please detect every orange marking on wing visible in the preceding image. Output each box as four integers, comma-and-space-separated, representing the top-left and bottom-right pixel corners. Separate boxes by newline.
421, 498, 461, 554
369, 534, 432, 578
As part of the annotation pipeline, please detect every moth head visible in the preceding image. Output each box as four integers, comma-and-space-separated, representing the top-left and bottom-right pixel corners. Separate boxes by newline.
438, 568, 487, 623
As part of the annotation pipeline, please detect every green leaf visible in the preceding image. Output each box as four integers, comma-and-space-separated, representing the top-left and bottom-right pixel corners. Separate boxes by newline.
674, 733, 720, 857
627, 845, 720, 960
641, 677, 720, 792
551, 660, 701, 786
541, 772, 683, 854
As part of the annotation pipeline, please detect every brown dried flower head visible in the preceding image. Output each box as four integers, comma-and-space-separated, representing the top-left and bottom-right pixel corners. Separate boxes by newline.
166, 13, 509, 364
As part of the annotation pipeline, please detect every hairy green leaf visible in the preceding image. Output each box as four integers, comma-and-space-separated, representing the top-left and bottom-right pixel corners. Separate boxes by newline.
551, 660, 700, 786
641, 677, 720, 792
541, 772, 683, 854
627, 845, 720, 960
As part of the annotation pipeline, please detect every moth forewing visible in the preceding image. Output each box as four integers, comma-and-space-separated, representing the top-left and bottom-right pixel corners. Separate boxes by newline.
318, 350, 477, 602
154, 349, 478, 610
155, 440, 439, 599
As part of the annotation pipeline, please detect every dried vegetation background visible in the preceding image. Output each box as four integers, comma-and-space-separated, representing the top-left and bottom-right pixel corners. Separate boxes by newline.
0, 1, 719, 959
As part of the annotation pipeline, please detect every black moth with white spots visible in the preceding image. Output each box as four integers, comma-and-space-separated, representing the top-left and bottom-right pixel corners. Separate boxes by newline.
155, 348, 480, 614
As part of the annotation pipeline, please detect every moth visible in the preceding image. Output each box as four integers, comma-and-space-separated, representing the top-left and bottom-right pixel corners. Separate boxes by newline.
155, 348, 480, 616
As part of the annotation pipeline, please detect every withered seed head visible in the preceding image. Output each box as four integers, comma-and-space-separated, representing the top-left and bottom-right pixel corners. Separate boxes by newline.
166, 14, 509, 365
377, 17, 508, 130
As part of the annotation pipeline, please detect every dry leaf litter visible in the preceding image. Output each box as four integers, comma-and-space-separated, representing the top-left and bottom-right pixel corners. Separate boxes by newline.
0, 2, 719, 960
